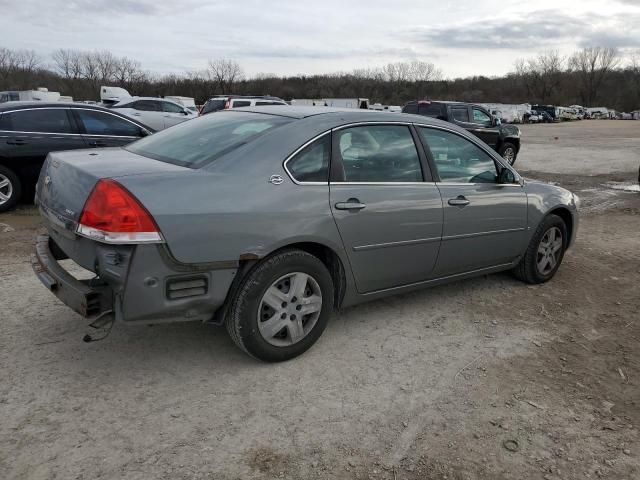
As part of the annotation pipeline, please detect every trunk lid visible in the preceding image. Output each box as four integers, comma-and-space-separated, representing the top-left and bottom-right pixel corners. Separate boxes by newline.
36, 147, 188, 226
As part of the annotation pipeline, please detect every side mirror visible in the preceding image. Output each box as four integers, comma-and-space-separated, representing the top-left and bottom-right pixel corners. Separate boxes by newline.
140, 128, 151, 137
493, 117, 501, 126
498, 167, 517, 184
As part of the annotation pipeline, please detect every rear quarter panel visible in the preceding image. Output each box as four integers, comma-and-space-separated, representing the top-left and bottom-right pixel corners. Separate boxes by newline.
115, 116, 350, 267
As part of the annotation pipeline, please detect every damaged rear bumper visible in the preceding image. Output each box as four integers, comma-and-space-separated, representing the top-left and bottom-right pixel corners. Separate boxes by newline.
31, 235, 114, 319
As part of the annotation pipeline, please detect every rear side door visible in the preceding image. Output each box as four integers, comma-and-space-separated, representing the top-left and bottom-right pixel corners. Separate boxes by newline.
0, 107, 84, 179
329, 123, 443, 294
415, 126, 527, 276
72, 108, 147, 148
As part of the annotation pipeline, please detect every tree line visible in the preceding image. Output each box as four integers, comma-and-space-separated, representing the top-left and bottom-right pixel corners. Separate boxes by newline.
1, 46, 639, 111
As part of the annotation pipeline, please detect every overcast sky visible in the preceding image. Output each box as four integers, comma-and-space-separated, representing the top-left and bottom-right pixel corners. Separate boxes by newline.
1, 0, 639, 78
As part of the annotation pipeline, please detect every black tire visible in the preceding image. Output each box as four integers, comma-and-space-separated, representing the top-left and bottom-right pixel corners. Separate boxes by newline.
0, 165, 21, 213
499, 142, 518, 166
226, 249, 334, 362
513, 214, 567, 284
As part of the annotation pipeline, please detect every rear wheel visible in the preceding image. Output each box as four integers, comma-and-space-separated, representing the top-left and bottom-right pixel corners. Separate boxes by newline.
226, 249, 334, 362
499, 142, 518, 166
513, 214, 567, 284
0, 165, 21, 213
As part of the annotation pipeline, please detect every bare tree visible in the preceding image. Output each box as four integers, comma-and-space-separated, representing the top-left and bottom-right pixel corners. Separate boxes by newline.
569, 47, 620, 106
206, 59, 244, 94
514, 50, 565, 104
51, 48, 83, 96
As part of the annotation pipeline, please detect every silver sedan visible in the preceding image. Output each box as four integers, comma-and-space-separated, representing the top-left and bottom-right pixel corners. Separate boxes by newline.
33, 107, 579, 361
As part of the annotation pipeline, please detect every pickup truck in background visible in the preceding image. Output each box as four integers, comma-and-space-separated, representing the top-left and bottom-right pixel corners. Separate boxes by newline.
402, 100, 522, 165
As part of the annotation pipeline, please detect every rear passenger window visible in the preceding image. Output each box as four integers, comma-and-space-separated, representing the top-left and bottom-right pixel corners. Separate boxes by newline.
451, 107, 469, 122
286, 135, 330, 183
133, 100, 160, 111
76, 110, 143, 137
403, 104, 418, 114
4, 109, 73, 133
334, 125, 423, 183
232, 100, 251, 108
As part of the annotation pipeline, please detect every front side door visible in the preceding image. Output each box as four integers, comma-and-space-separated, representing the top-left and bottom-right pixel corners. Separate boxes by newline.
129, 100, 164, 130
72, 108, 146, 148
329, 124, 443, 294
0, 107, 84, 180
160, 101, 189, 129
416, 126, 527, 277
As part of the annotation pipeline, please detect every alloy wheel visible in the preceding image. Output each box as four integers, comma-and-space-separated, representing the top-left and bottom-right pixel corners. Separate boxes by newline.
536, 226, 563, 275
257, 272, 323, 347
0, 173, 13, 206
503, 147, 516, 165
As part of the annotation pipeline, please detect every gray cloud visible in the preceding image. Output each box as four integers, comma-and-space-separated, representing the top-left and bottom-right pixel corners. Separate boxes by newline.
405, 10, 640, 50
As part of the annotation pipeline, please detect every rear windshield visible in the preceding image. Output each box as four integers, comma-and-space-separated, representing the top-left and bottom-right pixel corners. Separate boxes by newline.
201, 99, 226, 114
125, 111, 292, 168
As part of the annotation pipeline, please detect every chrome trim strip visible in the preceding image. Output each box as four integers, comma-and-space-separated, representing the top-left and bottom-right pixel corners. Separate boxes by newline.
435, 182, 522, 187
442, 227, 525, 241
282, 130, 331, 186
0, 130, 138, 139
333, 121, 413, 130
362, 262, 516, 296
330, 182, 437, 186
353, 236, 440, 252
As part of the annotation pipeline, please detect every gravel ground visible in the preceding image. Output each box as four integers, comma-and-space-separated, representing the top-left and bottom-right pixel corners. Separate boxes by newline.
1, 120, 639, 480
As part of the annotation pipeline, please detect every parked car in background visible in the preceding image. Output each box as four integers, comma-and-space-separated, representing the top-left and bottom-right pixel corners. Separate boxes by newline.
165, 96, 198, 113
403, 100, 522, 165
110, 97, 197, 130
32, 106, 578, 362
0, 102, 152, 212
199, 95, 287, 115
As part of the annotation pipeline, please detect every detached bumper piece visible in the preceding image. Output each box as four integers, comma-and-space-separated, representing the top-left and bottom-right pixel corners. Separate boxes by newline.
32, 235, 113, 319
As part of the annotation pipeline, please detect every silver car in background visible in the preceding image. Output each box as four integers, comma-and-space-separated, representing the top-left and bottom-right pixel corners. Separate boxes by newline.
110, 97, 197, 130
32, 107, 579, 362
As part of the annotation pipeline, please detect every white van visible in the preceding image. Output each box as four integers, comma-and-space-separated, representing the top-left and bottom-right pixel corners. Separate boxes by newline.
322, 98, 370, 109
100, 86, 132, 106
0, 88, 61, 103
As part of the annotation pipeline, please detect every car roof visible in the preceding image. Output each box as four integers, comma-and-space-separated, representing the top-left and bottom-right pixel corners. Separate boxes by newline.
207, 95, 285, 101
224, 105, 457, 126
0, 101, 115, 111
112, 97, 182, 106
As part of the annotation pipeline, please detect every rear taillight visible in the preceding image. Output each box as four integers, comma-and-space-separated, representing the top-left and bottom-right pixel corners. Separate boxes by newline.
76, 179, 163, 244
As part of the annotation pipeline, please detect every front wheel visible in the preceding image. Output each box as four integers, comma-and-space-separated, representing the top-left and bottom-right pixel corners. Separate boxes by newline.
499, 142, 518, 166
0, 165, 21, 213
513, 214, 567, 284
226, 249, 334, 362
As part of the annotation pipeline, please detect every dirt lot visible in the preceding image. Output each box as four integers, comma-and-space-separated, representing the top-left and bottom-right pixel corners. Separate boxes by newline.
1, 120, 639, 480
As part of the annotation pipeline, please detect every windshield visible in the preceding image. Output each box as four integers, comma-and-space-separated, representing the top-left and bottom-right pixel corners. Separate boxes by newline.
125, 111, 292, 168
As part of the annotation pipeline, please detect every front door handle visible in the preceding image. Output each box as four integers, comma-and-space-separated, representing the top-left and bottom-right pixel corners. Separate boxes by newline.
7, 139, 27, 145
335, 198, 366, 211
88, 140, 107, 147
448, 196, 470, 207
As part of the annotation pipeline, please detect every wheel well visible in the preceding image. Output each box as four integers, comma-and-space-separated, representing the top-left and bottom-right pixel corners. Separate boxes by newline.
500, 137, 520, 152
548, 207, 574, 247
271, 242, 347, 309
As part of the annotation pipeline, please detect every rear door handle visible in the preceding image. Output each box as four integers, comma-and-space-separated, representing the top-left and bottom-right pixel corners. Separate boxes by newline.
335, 199, 366, 211
88, 140, 107, 147
7, 139, 27, 145
132, 112, 141, 116
448, 196, 470, 207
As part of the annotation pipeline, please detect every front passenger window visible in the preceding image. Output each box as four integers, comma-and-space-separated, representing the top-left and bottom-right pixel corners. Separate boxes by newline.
418, 128, 497, 184
472, 108, 492, 126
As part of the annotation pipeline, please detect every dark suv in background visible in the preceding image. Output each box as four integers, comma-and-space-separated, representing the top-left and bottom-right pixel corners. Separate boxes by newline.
403, 100, 521, 165
0, 102, 152, 212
